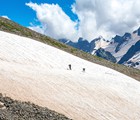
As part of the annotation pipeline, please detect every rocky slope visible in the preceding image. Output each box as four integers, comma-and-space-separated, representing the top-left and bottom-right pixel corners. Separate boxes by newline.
0, 94, 71, 120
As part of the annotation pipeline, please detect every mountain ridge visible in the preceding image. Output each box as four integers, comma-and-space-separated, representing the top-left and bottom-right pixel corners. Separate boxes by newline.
0, 17, 140, 81
59, 28, 140, 69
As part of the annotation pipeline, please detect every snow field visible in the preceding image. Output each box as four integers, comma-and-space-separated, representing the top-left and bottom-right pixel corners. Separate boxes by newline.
0, 31, 140, 119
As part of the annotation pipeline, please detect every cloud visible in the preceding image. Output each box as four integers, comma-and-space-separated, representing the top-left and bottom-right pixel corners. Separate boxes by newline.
72, 0, 140, 40
1, 15, 10, 20
26, 0, 140, 41
26, 2, 79, 41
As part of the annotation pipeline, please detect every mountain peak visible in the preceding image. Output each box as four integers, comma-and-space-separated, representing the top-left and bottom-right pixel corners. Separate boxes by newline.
98, 35, 104, 39
78, 37, 87, 42
133, 27, 140, 36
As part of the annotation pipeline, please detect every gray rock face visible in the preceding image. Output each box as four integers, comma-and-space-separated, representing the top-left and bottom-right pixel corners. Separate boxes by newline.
95, 48, 117, 63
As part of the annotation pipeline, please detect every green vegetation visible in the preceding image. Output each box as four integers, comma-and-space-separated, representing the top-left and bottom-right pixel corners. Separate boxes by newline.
0, 17, 140, 81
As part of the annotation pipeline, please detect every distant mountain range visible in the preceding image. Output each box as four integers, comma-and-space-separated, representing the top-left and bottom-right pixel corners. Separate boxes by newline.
59, 28, 140, 69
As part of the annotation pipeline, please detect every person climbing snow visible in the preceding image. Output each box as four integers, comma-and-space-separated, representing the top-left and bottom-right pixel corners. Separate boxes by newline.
83, 68, 85, 72
68, 64, 72, 70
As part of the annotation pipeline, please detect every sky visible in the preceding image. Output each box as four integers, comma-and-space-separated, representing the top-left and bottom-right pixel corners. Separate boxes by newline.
0, 0, 140, 41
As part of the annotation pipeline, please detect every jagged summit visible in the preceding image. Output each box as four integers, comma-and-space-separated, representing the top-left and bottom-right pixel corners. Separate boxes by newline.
59, 27, 140, 69
105, 28, 140, 69
133, 27, 140, 35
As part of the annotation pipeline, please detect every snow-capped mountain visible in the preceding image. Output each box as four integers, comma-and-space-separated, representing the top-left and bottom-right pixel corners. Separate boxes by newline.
91, 36, 110, 54
105, 28, 140, 69
125, 51, 140, 69
59, 28, 140, 69
1, 31, 140, 120
59, 36, 110, 54
59, 36, 117, 63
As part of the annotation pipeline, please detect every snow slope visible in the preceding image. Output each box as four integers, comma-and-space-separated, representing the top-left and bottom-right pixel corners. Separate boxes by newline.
0, 31, 140, 120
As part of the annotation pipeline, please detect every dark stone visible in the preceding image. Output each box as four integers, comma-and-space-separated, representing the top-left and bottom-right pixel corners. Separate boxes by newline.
0, 94, 72, 120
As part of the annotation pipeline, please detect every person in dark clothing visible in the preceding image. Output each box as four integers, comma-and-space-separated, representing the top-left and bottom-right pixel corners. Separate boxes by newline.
68, 64, 71, 70
83, 68, 85, 72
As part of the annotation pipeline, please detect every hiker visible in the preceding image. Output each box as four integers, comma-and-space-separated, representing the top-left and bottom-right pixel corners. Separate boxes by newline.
83, 68, 85, 72
68, 64, 72, 70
